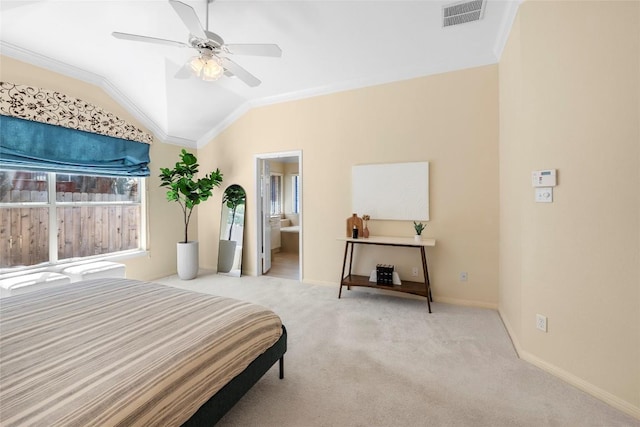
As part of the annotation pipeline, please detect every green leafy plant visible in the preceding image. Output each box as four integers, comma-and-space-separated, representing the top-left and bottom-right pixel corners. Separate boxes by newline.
159, 149, 223, 243
413, 221, 426, 236
223, 185, 246, 240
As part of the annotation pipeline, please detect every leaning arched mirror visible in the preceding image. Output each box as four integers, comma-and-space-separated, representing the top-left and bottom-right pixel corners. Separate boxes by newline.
218, 184, 246, 277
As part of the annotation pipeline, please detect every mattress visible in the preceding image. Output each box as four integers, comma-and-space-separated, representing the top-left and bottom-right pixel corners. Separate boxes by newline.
0, 278, 283, 426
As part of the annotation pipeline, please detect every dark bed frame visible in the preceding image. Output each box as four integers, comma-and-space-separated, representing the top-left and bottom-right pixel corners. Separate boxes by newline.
181, 325, 287, 426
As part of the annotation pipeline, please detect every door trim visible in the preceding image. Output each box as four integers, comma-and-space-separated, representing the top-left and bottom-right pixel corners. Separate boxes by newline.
254, 150, 303, 279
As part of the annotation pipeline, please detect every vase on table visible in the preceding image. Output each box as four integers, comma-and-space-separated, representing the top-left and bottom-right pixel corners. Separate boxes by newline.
362, 215, 371, 238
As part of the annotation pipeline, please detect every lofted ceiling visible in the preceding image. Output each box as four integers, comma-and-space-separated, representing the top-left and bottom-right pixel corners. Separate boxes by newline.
0, 0, 521, 148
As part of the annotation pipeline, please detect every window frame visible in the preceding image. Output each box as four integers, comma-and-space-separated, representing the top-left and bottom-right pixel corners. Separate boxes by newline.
270, 173, 283, 216
291, 174, 300, 214
0, 170, 147, 271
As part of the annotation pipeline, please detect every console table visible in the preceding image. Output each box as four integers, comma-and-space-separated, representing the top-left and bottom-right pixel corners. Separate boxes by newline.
338, 236, 436, 312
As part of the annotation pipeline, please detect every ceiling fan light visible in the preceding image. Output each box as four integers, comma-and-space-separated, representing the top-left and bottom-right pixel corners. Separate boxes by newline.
189, 56, 205, 75
201, 57, 224, 81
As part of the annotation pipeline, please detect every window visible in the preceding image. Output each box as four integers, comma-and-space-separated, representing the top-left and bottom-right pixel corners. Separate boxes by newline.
292, 174, 300, 214
270, 174, 283, 216
0, 169, 145, 269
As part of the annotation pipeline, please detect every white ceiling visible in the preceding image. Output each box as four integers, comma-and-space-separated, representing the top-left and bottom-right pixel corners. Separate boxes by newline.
0, 0, 521, 148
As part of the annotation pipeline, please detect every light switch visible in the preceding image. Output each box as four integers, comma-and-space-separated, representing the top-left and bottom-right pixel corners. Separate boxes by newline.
535, 187, 553, 203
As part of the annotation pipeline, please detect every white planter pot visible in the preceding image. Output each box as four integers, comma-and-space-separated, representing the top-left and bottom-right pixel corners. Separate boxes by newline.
414, 235, 422, 242
217, 240, 237, 273
177, 241, 199, 280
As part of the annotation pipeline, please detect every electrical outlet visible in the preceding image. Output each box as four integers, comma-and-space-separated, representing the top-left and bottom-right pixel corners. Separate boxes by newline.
536, 314, 547, 332
459, 272, 468, 282
411, 267, 419, 277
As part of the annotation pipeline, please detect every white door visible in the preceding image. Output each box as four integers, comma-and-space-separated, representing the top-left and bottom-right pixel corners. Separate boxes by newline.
261, 160, 271, 273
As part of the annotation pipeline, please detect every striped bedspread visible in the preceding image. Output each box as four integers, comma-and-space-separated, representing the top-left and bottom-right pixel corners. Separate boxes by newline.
0, 278, 283, 426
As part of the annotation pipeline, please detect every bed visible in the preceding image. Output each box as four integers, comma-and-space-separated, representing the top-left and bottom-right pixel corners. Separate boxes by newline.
0, 278, 287, 426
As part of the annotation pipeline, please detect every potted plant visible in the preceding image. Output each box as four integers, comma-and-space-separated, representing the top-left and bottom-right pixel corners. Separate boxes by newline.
218, 184, 246, 273
413, 221, 426, 241
159, 149, 223, 279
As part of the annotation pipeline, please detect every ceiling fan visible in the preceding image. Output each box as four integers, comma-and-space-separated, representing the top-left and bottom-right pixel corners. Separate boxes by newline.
112, 0, 281, 87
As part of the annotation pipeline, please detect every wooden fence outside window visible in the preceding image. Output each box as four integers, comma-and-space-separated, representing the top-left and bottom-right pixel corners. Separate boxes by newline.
0, 190, 140, 268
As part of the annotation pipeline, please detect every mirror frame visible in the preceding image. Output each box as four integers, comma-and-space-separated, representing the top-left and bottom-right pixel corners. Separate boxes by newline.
217, 184, 246, 277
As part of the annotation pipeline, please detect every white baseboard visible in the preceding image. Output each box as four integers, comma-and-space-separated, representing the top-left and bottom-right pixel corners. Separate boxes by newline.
434, 296, 498, 310
498, 309, 640, 420
498, 310, 522, 357
521, 350, 640, 420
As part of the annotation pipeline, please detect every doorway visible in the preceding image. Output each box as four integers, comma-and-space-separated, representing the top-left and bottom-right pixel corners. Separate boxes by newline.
255, 151, 302, 280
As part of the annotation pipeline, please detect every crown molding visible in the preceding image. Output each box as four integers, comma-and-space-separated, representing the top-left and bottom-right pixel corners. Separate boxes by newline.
493, 0, 522, 59
0, 41, 198, 148
2, 37, 506, 150
196, 50, 499, 147
195, 100, 252, 148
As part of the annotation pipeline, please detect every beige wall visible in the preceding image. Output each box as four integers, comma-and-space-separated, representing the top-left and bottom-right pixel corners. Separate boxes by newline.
499, 0, 640, 416
198, 65, 500, 308
5, 3, 637, 414
0, 56, 186, 281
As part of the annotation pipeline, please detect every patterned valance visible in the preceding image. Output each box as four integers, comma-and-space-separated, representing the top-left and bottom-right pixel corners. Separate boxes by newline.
0, 82, 153, 145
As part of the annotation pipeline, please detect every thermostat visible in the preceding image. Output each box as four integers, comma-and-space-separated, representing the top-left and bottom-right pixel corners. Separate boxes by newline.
532, 169, 557, 187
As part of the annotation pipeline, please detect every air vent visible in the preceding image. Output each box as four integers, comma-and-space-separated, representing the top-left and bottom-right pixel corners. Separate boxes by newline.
443, 0, 486, 27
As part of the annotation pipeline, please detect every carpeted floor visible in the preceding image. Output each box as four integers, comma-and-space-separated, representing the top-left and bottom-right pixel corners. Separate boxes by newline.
157, 272, 638, 427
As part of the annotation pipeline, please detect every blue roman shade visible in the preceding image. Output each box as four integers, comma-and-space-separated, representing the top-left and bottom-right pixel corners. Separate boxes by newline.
0, 82, 152, 177
0, 115, 150, 177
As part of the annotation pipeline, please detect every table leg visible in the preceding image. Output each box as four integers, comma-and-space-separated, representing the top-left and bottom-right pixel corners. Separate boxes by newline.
338, 242, 349, 298
347, 242, 355, 290
420, 246, 432, 313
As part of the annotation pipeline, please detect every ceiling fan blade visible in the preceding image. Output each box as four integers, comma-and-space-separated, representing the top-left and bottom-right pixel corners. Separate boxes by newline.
225, 44, 282, 58
169, 0, 207, 40
220, 57, 261, 87
112, 32, 189, 48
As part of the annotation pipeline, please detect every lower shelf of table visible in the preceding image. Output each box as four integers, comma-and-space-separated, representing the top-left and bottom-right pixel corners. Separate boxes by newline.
340, 274, 429, 297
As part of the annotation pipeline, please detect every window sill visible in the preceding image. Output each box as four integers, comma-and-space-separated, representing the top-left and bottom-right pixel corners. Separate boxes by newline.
0, 249, 148, 280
